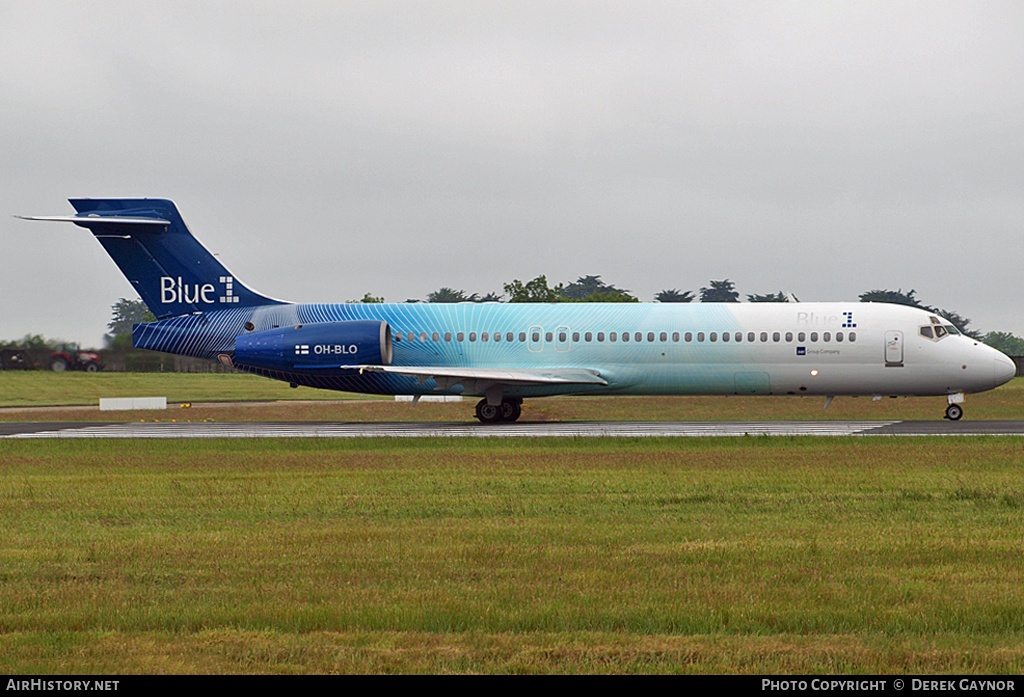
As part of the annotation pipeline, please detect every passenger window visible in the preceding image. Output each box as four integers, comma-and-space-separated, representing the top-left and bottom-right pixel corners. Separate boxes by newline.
597, 332, 605, 342
773, 332, 781, 342
685, 332, 693, 342
748, 332, 755, 342
785, 332, 793, 342
635, 332, 642, 342
532, 332, 541, 342
672, 332, 680, 342
585, 332, 592, 342
798, 332, 806, 342
810, 332, 818, 342
457, 332, 465, 341
722, 332, 730, 342
710, 332, 717, 342
469, 332, 477, 342
559, 332, 567, 342
482, 333, 489, 342
420, 332, 428, 342
697, 332, 705, 342
572, 332, 580, 342
493, 332, 501, 342
519, 332, 526, 342
545, 332, 553, 342
849, 332, 857, 342
444, 332, 452, 342
822, 332, 830, 342
622, 332, 630, 342
836, 332, 843, 342
610, 332, 617, 342
647, 332, 655, 342
394, 334, 402, 342
735, 332, 742, 342
760, 332, 768, 342
407, 332, 416, 342
660, 332, 667, 342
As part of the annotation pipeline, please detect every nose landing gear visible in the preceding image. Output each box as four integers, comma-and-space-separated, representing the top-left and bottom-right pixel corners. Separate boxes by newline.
944, 403, 963, 421
475, 397, 523, 423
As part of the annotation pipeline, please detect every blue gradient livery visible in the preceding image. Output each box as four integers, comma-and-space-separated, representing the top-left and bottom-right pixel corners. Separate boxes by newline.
22, 199, 1016, 422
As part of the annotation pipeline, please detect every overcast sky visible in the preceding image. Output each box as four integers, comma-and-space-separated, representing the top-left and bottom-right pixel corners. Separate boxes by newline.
3, 1, 1022, 348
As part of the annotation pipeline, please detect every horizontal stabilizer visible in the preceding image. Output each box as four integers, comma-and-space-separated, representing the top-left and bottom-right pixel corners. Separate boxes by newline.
15, 215, 171, 227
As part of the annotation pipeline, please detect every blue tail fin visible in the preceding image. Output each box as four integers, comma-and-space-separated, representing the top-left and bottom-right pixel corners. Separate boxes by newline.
59, 199, 283, 319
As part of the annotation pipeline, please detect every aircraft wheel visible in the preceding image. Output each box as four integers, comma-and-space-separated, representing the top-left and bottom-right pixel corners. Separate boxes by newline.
475, 399, 504, 424
945, 403, 964, 421
500, 399, 522, 423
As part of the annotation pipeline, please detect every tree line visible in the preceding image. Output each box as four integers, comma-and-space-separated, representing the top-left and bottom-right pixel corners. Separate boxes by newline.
355, 275, 761, 305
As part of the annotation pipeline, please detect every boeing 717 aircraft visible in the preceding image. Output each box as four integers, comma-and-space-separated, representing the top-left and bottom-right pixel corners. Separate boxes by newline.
21, 199, 1016, 422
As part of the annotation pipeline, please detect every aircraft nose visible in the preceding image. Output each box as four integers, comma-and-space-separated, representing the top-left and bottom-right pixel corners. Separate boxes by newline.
994, 352, 1017, 388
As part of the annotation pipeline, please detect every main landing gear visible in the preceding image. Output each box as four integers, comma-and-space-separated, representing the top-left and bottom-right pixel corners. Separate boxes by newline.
475, 397, 522, 424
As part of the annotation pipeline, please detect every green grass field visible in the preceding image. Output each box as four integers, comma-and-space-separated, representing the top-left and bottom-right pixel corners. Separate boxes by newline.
0, 372, 372, 408
2, 437, 1024, 674
2, 373, 1023, 674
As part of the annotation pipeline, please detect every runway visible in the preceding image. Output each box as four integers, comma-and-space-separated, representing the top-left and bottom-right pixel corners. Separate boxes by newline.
3, 420, 1024, 438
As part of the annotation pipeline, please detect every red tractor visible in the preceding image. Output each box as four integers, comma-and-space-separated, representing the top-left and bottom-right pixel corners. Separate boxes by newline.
50, 343, 103, 372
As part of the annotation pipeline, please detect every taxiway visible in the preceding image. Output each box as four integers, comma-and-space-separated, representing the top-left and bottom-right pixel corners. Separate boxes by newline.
3, 420, 1024, 438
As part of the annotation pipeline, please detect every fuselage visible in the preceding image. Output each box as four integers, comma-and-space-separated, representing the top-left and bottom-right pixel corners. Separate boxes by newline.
133, 300, 1017, 400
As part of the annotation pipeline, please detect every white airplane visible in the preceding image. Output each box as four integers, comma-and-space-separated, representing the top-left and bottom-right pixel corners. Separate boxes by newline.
21, 199, 1017, 422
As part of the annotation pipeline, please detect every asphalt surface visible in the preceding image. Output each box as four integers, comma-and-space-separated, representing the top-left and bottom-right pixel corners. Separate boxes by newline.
3, 420, 1024, 438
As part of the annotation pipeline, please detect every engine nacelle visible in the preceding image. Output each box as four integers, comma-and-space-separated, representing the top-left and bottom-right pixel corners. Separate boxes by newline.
233, 320, 392, 372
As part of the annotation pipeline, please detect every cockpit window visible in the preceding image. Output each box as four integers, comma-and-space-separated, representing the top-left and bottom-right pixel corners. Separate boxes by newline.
921, 324, 960, 341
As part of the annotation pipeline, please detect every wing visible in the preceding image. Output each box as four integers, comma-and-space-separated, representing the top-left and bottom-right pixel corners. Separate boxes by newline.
349, 364, 608, 392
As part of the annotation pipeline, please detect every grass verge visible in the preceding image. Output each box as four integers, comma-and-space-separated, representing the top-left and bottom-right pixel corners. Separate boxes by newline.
2, 437, 1024, 673
0, 372, 376, 408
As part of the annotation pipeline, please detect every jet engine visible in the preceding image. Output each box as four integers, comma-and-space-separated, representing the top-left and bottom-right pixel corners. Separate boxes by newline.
233, 320, 392, 372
